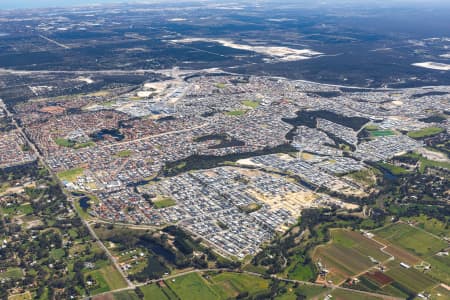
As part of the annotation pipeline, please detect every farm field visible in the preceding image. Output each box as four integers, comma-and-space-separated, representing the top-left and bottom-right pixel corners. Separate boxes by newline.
373, 223, 447, 257
313, 229, 390, 284
385, 264, 438, 294
330, 289, 383, 300
139, 284, 171, 300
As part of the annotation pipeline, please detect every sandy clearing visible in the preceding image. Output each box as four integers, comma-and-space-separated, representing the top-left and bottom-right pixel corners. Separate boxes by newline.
412, 62, 450, 71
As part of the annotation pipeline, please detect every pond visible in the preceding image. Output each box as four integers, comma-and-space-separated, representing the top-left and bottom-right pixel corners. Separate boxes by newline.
79, 197, 91, 210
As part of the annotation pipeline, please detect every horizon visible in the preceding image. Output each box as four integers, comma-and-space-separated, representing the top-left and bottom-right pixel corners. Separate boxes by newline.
2, 0, 450, 10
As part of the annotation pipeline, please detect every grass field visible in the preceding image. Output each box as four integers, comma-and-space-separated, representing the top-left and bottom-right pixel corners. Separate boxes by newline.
153, 197, 177, 209
226, 110, 246, 116
0, 267, 24, 279
407, 127, 444, 139
285, 257, 315, 281
167, 273, 218, 300
115, 150, 133, 158
313, 229, 390, 284
57, 167, 84, 182
275, 284, 330, 300
210, 272, 269, 297
1, 203, 34, 215
377, 162, 410, 175
50, 248, 65, 260
429, 284, 450, 300
87, 265, 128, 295
401, 152, 450, 173
242, 100, 260, 109
113, 290, 140, 300
373, 223, 447, 257
405, 215, 449, 237
55, 138, 94, 149
140, 284, 170, 300
346, 167, 380, 187
55, 137, 76, 148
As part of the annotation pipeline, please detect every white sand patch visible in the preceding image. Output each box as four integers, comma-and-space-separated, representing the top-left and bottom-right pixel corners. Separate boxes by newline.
173, 38, 322, 62
137, 91, 153, 98
236, 158, 264, 167
412, 62, 450, 71
267, 18, 295, 22
77, 76, 94, 84
417, 147, 449, 163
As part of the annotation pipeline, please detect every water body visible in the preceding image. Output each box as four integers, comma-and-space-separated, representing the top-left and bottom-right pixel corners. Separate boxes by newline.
79, 197, 90, 210
90, 128, 124, 141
